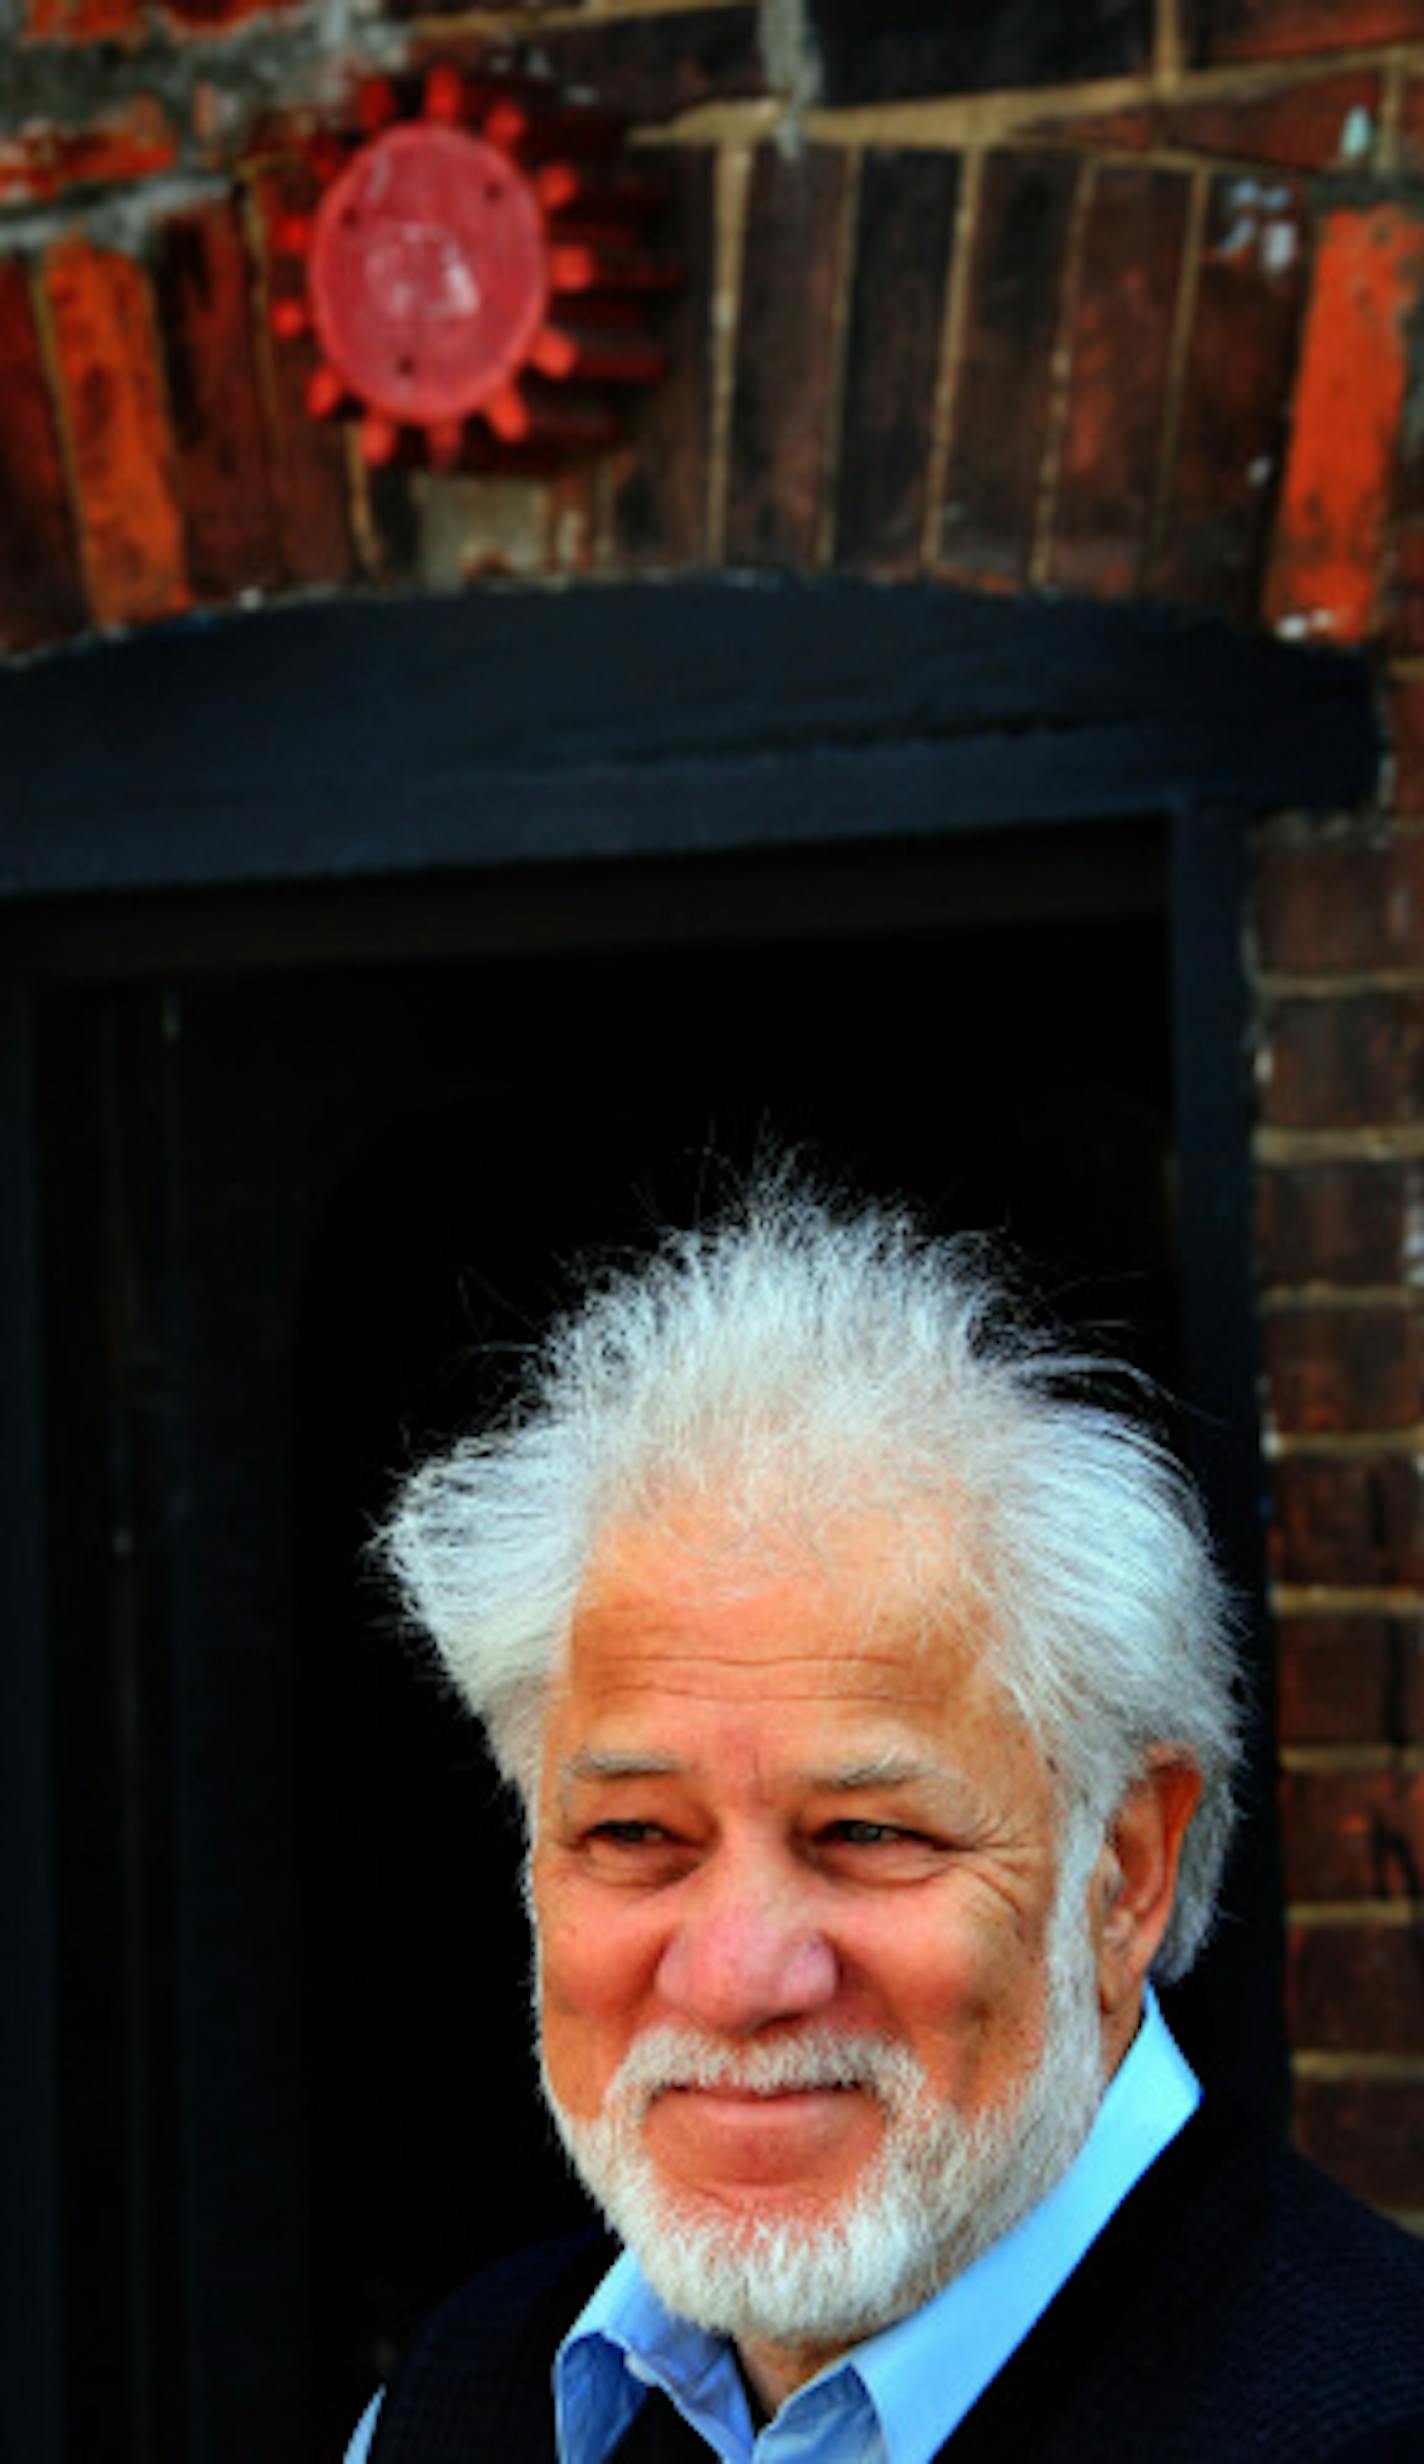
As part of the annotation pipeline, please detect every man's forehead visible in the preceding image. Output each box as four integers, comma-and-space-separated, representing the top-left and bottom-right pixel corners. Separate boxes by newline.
557, 1507, 1003, 1728
573, 1497, 972, 1629
542, 1509, 1050, 1816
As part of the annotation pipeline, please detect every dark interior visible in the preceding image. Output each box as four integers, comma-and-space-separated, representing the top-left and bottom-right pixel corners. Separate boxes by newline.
282, 886, 1179, 2442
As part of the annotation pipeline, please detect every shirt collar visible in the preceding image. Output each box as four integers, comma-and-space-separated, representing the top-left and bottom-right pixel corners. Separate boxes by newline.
555, 1989, 1199, 2464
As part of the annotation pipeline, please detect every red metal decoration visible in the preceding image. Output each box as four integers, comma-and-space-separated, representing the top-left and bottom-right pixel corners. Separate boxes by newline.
268, 68, 680, 468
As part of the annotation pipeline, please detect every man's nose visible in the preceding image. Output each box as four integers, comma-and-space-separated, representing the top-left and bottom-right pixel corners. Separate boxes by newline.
654, 1854, 839, 2035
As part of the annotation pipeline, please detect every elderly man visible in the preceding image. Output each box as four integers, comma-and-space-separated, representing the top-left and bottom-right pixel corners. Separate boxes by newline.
347, 1184, 1424, 2460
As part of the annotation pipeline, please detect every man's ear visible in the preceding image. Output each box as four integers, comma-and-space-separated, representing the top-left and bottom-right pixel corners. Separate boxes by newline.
1091, 1752, 1202, 2059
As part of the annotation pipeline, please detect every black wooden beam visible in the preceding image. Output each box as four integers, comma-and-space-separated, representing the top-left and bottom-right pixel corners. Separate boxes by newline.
1167, 808, 1287, 2122
0, 991, 66, 2459
1, 582, 1378, 902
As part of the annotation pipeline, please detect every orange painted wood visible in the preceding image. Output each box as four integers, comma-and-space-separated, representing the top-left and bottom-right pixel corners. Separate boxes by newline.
44, 238, 188, 628
0, 256, 87, 648
1026, 72, 1380, 173
0, 97, 176, 208
837, 148, 960, 575
1151, 172, 1307, 621
1048, 165, 1190, 597
1189, 0, 1424, 65
938, 150, 1077, 588
726, 147, 849, 567
1265, 204, 1424, 642
155, 204, 280, 600
24, 0, 141, 38
250, 164, 356, 587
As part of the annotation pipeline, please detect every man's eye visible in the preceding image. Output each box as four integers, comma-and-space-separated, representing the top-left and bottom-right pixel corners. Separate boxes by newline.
588, 1819, 667, 1847
818, 1819, 947, 1870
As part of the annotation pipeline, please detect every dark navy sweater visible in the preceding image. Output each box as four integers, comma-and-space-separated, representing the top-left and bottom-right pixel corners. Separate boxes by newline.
370, 2104, 1424, 2461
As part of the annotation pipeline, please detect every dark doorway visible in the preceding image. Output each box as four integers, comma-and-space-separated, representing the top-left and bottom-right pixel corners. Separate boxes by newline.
282, 875, 1181, 2449
10, 576, 1371, 2464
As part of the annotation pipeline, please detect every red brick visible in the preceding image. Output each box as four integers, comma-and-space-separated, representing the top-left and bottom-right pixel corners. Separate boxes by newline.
1276, 1616, 1424, 1746
1270, 1455, 1424, 1589
1388, 675, 1424, 815
1025, 74, 1380, 173
0, 98, 177, 207
1149, 171, 1306, 620
1256, 839, 1424, 970
1287, 1920, 1424, 2052
1264, 205, 1424, 644
938, 150, 1078, 589
1023, 107, 1157, 153
1264, 1306, 1423, 1433
1048, 166, 1189, 597
1294, 2073, 1424, 2208
1384, 521, 1424, 653
154, 203, 279, 601
1400, 76, 1424, 176
43, 238, 188, 629
160, 0, 296, 25
1189, 0, 1424, 65
1363, 241, 1424, 651
0, 257, 86, 650
23, 0, 141, 37
611, 148, 715, 569
250, 164, 355, 587
1172, 72, 1378, 167
726, 147, 849, 568
814, 6, 1150, 103
836, 148, 960, 575
498, 10, 765, 120
1261, 991, 1424, 1129
1281, 1766, 1424, 1898
1256, 1161, 1421, 1287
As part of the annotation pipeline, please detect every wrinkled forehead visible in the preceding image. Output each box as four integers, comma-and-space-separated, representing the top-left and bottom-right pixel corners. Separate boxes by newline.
543, 1499, 1026, 1769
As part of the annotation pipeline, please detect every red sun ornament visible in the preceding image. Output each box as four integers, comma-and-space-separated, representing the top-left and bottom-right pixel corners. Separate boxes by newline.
269, 68, 681, 468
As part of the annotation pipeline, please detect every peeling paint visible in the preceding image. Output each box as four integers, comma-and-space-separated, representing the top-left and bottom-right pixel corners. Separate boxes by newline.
1264, 220, 1299, 277
1218, 178, 1300, 277
1404, 1178, 1424, 1293
758, 0, 822, 153
1275, 610, 1337, 640
1340, 105, 1374, 166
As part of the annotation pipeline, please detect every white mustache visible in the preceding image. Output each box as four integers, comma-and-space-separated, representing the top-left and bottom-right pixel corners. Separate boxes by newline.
603, 2025, 927, 2117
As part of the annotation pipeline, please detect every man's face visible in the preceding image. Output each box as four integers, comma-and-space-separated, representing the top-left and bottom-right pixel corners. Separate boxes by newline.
531, 1517, 1111, 2348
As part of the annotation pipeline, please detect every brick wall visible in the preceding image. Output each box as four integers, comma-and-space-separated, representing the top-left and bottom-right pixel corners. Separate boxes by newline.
3, 0, 1422, 2221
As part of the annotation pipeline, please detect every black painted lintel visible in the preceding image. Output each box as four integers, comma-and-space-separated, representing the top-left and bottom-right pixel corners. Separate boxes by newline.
1, 581, 1380, 905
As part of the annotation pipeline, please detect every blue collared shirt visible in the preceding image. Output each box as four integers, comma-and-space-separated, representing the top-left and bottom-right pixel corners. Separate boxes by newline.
344, 1991, 1199, 2464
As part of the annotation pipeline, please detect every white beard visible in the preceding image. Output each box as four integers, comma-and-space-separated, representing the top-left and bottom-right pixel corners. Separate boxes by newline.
538, 1851, 1108, 2354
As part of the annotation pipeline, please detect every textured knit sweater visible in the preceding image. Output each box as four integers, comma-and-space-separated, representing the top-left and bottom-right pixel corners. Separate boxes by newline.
369, 2103, 1424, 2461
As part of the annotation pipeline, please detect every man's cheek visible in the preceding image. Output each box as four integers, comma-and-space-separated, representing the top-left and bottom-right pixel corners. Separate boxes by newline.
541, 2006, 618, 2123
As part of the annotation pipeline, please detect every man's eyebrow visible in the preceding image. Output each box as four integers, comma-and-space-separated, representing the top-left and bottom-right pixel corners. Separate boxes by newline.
808, 1753, 993, 1831
560, 1748, 686, 1790
809, 1752, 944, 1793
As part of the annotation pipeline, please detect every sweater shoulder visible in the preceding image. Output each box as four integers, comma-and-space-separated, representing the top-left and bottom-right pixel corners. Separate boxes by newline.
369, 2227, 615, 2463
950, 2110, 1424, 2462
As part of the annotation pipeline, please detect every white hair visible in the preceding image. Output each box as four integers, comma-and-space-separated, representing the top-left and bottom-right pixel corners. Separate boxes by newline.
378, 1177, 1242, 1979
